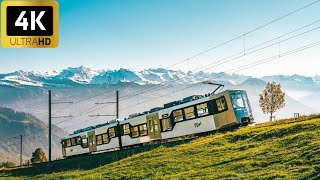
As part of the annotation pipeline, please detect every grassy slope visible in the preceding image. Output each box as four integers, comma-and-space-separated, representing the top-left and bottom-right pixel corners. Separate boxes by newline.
1, 115, 320, 179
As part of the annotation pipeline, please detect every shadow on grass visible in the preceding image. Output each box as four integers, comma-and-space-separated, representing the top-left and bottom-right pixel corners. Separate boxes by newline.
1, 139, 192, 177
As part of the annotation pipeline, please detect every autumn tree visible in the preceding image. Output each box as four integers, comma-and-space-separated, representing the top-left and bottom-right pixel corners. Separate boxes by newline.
259, 81, 285, 121
31, 148, 48, 164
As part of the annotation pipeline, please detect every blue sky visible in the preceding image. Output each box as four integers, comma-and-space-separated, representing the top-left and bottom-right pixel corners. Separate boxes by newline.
0, 0, 320, 77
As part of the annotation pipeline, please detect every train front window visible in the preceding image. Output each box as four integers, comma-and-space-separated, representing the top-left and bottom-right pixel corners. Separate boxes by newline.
231, 93, 245, 108
242, 94, 250, 109
229, 91, 253, 124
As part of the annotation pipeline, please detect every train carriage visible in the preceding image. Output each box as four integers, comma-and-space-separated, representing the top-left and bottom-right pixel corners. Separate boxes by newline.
61, 121, 120, 157
61, 89, 254, 157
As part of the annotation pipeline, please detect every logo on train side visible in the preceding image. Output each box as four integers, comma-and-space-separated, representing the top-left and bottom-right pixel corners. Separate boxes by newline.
1, 0, 59, 48
194, 122, 202, 128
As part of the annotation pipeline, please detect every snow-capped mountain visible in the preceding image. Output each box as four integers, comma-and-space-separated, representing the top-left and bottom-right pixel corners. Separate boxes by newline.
309, 75, 320, 85
0, 70, 45, 87
261, 74, 318, 89
0, 66, 250, 87
1, 67, 320, 94
56, 66, 101, 84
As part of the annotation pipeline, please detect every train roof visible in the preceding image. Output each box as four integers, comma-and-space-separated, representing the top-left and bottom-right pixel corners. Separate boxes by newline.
63, 119, 119, 139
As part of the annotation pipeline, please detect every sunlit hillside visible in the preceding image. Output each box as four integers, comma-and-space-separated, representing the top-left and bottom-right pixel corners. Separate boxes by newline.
1, 115, 320, 179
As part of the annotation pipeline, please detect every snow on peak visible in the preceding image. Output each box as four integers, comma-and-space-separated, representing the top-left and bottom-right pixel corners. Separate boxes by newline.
312, 75, 320, 85
0, 66, 257, 87
53, 66, 99, 84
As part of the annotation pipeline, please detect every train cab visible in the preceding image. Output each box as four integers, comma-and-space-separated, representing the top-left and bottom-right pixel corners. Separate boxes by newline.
229, 90, 254, 125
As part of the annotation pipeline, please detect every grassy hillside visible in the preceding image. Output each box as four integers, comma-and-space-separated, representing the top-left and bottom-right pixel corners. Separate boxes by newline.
1, 115, 320, 179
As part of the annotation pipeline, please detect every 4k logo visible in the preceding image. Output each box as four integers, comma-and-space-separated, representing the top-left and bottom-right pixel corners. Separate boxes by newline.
1, 1, 59, 48
15, 10, 46, 31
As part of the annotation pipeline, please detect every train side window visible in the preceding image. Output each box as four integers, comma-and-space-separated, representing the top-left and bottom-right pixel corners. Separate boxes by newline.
109, 127, 116, 138
197, 103, 208, 117
82, 138, 88, 148
162, 118, 172, 131
173, 110, 183, 122
66, 139, 71, 147
123, 124, 130, 135
102, 133, 109, 144
76, 137, 81, 145
96, 135, 103, 145
216, 97, 227, 112
132, 126, 139, 138
71, 138, 76, 146
139, 124, 148, 136
184, 106, 195, 119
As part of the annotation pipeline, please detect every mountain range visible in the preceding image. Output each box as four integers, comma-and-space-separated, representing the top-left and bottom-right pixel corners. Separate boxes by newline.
0, 66, 319, 132
1, 66, 320, 90
0, 66, 253, 86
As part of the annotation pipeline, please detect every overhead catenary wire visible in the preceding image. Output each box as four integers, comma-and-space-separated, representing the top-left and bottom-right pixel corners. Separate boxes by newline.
51, 23, 319, 129
164, 0, 320, 69
48, 0, 320, 116
50, 20, 320, 131
94, 19, 320, 108
41, 20, 320, 134
119, 40, 320, 112
93, 22, 320, 108
79, 40, 320, 120
73, 39, 320, 120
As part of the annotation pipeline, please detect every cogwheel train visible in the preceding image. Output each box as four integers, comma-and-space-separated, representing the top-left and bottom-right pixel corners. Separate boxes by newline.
61, 89, 254, 157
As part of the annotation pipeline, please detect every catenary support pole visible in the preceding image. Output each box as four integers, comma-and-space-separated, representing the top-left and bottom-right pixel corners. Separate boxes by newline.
116, 90, 123, 150
20, 135, 22, 166
116, 90, 119, 119
48, 90, 52, 165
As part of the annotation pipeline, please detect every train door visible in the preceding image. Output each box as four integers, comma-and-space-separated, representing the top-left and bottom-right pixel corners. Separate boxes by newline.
88, 131, 97, 152
61, 140, 66, 157
147, 113, 162, 140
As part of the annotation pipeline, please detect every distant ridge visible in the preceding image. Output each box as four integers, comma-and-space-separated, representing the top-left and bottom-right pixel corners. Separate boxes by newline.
1, 66, 320, 88
0, 107, 67, 164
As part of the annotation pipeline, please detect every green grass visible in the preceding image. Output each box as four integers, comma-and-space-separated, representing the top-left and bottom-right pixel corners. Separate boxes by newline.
1, 114, 320, 179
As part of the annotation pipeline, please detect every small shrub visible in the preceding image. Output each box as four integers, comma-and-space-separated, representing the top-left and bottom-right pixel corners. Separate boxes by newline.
0, 161, 16, 168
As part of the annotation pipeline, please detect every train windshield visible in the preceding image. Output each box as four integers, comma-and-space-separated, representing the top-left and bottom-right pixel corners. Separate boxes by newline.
232, 94, 245, 108
229, 90, 253, 123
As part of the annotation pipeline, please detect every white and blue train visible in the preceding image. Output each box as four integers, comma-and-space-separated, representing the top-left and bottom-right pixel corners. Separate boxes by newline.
61, 89, 254, 157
